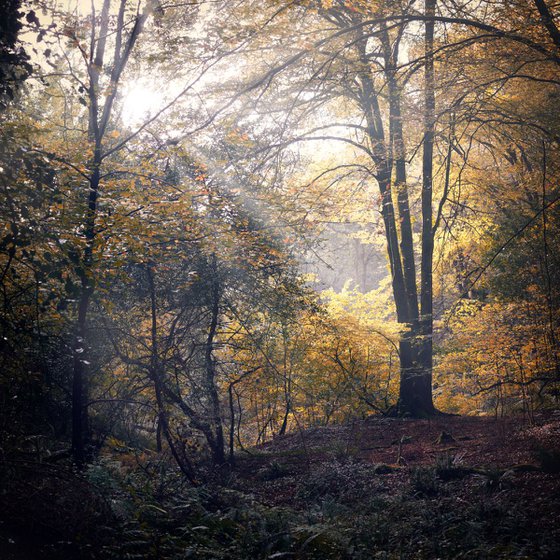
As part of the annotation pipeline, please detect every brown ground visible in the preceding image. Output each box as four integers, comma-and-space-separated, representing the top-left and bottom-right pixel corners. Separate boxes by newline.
233, 412, 560, 516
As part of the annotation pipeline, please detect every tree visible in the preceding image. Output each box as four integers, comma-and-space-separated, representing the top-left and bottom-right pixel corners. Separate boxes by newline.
213, 0, 447, 414
62, 0, 150, 466
213, 0, 560, 415
22, 0, 212, 465
0, 0, 33, 109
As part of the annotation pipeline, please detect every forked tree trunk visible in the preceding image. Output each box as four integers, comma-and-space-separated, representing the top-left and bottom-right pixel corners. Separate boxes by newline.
351, 7, 437, 416
395, 0, 438, 417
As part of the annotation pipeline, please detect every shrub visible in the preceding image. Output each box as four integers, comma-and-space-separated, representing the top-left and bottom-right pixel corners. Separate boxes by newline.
296, 459, 377, 504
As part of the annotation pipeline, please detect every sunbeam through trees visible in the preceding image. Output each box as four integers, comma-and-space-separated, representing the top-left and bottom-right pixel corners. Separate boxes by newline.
1, 1, 560, 558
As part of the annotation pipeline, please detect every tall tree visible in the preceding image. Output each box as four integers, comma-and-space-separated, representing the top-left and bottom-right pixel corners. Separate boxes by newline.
218, 0, 560, 415
68, 0, 150, 466
219, 0, 444, 414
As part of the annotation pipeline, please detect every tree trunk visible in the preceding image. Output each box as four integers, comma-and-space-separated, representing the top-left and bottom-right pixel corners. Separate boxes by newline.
70, 0, 148, 465
398, 331, 435, 416
204, 256, 225, 465
71, 154, 100, 466
228, 382, 236, 464
354, 31, 409, 324
395, 0, 437, 416
353, 11, 436, 416
71, 295, 89, 467
380, 24, 419, 323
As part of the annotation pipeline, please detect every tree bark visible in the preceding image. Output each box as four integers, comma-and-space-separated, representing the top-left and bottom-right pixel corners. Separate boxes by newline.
398, 0, 437, 416
352, 7, 436, 416
354, 29, 409, 325
380, 24, 419, 323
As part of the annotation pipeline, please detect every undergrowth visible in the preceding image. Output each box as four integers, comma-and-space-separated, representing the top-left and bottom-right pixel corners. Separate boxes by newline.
1, 449, 559, 559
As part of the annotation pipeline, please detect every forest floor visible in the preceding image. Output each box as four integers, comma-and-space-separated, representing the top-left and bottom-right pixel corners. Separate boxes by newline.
228, 413, 560, 558
234, 413, 560, 506
2, 413, 560, 559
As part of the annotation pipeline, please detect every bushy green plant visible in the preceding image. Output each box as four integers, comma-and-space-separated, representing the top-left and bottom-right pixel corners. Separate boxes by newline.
296, 459, 377, 504
410, 466, 439, 497
435, 452, 472, 481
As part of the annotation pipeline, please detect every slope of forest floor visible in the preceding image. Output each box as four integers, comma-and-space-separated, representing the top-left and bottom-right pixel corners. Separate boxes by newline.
2, 414, 560, 559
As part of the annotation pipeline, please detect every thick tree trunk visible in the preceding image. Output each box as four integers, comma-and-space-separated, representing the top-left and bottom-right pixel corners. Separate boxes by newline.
353, 12, 436, 416
398, 330, 435, 416
397, 0, 437, 416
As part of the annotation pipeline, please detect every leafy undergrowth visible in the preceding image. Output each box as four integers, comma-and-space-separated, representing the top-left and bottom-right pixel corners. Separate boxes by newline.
1, 414, 560, 559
